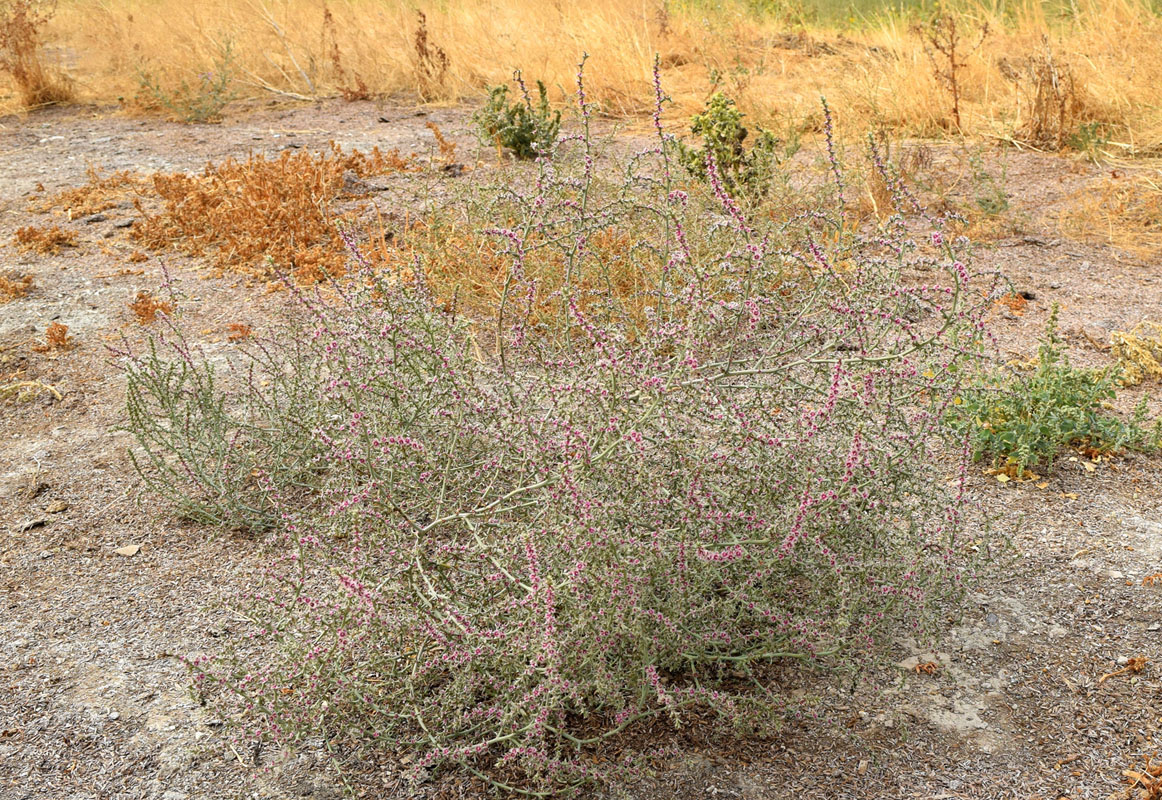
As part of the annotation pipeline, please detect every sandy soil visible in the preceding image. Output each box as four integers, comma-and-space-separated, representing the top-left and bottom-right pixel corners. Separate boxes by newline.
1, 99, 1160, 800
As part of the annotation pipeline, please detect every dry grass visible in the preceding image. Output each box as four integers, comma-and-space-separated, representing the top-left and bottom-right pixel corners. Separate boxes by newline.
364, 211, 668, 332
2, 0, 1153, 152
0, 271, 33, 302
131, 143, 411, 281
0, 0, 72, 107
1058, 168, 1162, 259
13, 223, 77, 253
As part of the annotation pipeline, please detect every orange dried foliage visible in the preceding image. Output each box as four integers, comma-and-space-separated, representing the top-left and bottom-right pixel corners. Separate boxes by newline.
226, 322, 252, 341
30, 321, 71, 352
1143, 573, 1162, 586
1098, 656, 1148, 685
33, 166, 143, 218
996, 292, 1028, 315
0, 272, 33, 303
426, 121, 457, 164
13, 224, 77, 254
130, 291, 173, 324
914, 661, 939, 675
323, 5, 372, 101
132, 143, 411, 282
127, 250, 149, 263
1112, 755, 1162, 800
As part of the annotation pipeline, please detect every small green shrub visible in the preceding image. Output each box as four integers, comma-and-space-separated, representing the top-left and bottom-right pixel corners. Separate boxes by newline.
676, 92, 799, 196
1066, 121, 1109, 160
472, 72, 561, 159
136, 44, 237, 123
949, 304, 1161, 475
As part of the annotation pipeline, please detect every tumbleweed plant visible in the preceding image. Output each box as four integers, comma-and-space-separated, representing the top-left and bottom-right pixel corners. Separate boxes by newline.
124, 61, 1001, 795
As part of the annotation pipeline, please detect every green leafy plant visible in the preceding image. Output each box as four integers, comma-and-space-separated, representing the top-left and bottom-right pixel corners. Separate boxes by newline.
126, 79, 1001, 795
136, 43, 237, 123
676, 92, 798, 196
949, 303, 1161, 476
1066, 121, 1109, 159
472, 72, 561, 159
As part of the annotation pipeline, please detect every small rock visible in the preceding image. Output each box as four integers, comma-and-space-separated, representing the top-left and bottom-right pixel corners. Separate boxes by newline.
161, 792, 189, 800
857, 759, 869, 776
1147, 622, 1161, 632
108, 711, 119, 720
340, 169, 367, 195
1117, 656, 1130, 666
1049, 281, 1062, 289
113, 218, 135, 229
82, 213, 108, 224
18, 518, 48, 533
114, 544, 140, 557
44, 500, 69, 514
1047, 624, 1067, 639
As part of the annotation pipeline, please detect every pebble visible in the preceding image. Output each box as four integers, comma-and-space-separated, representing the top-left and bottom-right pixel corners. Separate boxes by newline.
82, 213, 108, 224
1148, 622, 1161, 632
108, 711, 120, 720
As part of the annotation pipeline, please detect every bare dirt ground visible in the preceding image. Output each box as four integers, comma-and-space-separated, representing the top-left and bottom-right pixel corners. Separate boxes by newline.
1, 99, 1160, 800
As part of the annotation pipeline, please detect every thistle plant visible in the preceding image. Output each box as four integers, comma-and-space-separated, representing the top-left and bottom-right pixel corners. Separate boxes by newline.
473, 71, 561, 159
125, 59, 1001, 795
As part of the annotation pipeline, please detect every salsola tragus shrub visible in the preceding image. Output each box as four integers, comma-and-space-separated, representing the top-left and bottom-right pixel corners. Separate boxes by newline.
123, 62, 1000, 794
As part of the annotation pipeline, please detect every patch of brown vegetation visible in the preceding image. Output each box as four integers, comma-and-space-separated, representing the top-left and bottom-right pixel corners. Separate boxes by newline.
31, 321, 72, 352
13, 224, 78, 254
225, 322, 251, 341
33, 166, 144, 218
129, 290, 173, 324
1010, 37, 1089, 151
131, 144, 411, 282
0, 271, 33, 302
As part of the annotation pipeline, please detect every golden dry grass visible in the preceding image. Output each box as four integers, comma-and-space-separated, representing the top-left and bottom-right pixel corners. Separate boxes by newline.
1058, 167, 1162, 258
0, 0, 73, 107
0, 0, 1151, 153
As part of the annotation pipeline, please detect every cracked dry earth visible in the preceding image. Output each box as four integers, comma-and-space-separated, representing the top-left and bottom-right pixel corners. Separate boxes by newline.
1, 99, 1161, 800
